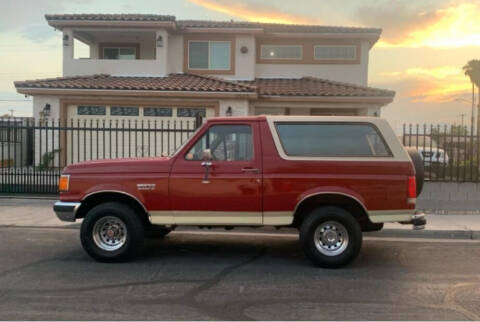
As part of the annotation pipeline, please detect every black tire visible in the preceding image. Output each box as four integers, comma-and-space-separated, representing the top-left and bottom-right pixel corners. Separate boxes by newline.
145, 225, 172, 238
405, 147, 425, 196
80, 202, 145, 262
299, 206, 362, 268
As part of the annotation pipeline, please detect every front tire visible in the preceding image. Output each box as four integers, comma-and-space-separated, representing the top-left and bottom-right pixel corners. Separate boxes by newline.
80, 202, 145, 262
299, 206, 362, 268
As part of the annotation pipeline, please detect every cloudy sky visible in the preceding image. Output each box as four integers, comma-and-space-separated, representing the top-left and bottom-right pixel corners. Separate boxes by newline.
1, 0, 479, 128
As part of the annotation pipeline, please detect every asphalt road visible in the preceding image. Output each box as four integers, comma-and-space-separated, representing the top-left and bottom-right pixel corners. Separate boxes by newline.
0, 227, 479, 320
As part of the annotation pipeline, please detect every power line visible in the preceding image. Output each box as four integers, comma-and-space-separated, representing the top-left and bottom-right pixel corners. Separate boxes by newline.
0, 99, 32, 102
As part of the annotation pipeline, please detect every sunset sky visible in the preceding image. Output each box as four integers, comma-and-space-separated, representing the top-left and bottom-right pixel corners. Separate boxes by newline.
1, 0, 479, 128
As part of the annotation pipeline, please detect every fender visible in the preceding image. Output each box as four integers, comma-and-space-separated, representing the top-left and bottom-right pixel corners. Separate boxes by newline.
81, 184, 148, 213
293, 186, 369, 216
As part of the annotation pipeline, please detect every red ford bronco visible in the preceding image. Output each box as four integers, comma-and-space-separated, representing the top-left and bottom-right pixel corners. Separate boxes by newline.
54, 116, 425, 268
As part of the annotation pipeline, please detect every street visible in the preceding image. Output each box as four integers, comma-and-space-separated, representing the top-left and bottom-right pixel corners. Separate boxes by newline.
0, 227, 479, 320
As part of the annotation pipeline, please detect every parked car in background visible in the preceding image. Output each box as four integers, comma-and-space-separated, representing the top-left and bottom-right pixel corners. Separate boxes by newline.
54, 116, 426, 268
417, 147, 449, 166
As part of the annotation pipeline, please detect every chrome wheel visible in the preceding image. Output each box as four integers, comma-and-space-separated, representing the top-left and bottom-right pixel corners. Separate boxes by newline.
92, 216, 127, 251
313, 221, 349, 256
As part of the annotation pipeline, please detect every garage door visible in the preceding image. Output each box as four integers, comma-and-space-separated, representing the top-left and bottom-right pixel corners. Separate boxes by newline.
66, 105, 215, 164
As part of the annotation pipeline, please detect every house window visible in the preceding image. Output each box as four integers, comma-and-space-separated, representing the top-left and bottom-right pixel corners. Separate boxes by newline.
110, 106, 139, 116
260, 45, 302, 60
143, 107, 172, 117
188, 41, 231, 70
177, 108, 206, 117
102, 46, 137, 60
275, 123, 392, 157
314, 45, 357, 60
77, 106, 106, 115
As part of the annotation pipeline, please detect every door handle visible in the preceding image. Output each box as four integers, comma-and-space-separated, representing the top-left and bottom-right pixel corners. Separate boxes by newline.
241, 167, 260, 174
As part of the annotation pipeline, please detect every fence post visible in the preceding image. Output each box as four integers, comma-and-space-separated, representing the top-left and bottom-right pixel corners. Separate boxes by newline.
195, 113, 203, 129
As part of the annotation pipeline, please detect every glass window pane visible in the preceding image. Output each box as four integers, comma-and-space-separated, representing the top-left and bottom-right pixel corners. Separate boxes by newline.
209, 42, 231, 70
276, 123, 391, 157
77, 106, 106, 115
177, 108, 206, 117
110, 106, 139, 116
119, 47, 136, 60
189, 41, 209, 69
143, 107, 172, 117
185, 125, 252, 161
314, 45, 356, 60
261, 45, 302, 59
103, 48, 119, 59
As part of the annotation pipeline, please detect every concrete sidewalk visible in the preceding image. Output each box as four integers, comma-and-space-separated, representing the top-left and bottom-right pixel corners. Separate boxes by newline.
1, 197, 480, 239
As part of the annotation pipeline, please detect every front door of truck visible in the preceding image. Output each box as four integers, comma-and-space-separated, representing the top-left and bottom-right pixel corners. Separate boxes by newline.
169, 122, 262, 225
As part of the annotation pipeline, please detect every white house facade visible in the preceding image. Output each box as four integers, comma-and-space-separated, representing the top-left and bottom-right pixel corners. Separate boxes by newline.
15, 14, 394, 122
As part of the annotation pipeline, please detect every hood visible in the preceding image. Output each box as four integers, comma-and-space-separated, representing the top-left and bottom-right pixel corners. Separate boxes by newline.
63, 156, 173, 175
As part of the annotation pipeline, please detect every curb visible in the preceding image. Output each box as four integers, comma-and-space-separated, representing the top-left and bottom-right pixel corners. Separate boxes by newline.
1, 224, 479, 240
366, 228, 480, 240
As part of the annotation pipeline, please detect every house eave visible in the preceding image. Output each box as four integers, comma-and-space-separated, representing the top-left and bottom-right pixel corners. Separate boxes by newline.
15, 87, 258, 99
47, 20, 177, 30
258, 95, 394, 104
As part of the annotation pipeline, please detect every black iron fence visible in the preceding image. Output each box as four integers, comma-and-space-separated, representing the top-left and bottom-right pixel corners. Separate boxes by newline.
403, 124, 480, 182
0, 117, 202, 194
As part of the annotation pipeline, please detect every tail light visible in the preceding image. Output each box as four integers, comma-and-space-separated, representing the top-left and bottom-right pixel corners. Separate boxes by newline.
408, 176, 416, 202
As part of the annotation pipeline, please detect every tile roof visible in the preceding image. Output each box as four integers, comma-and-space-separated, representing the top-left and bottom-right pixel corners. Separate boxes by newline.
45, 14, 381, 34
14, 74, 255, 93
15, 74, 394, 98
242, 77, 395, 97
45, 14, 176, 22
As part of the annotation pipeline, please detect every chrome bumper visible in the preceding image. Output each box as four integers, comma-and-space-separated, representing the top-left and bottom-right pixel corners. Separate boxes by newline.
400, 211, 426, 230
53, 201, 81, 222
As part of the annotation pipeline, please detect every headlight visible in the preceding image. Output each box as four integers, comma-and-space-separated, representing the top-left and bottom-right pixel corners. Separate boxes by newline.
58, 174, 70, 192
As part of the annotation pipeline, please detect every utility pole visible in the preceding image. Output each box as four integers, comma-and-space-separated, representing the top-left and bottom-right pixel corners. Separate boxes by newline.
8, 109, 14, 117
460, 113, 465, 130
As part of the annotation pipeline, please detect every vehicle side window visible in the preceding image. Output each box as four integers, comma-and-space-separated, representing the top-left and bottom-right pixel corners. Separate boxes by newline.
275, 122, 392, 157
185, 125, 253, 161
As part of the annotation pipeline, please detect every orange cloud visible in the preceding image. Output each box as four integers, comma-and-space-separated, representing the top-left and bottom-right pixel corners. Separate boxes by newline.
377, 3, 480, 48
187, 0, 318, 24
381, 66, 472, 102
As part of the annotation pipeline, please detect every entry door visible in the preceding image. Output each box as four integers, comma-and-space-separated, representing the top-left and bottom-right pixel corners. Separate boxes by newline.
169, 122, 262, 225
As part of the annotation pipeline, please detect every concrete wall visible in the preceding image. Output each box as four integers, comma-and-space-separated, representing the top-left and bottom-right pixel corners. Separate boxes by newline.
417, 182, 480, 214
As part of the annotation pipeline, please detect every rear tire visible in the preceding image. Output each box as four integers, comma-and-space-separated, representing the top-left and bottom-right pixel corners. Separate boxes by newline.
299, 206, 362, 268
80, 202, 145, 262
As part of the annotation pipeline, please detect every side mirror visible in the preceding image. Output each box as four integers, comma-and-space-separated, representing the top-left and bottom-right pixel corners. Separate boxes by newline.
202, 149, 212, 161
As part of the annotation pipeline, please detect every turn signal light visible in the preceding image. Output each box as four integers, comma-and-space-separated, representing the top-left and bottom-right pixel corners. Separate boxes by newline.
408, 176, 416, 199
58, 175, 70, 192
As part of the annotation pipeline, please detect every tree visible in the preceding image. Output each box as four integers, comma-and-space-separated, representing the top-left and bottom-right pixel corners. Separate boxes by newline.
463, 60, 480, 135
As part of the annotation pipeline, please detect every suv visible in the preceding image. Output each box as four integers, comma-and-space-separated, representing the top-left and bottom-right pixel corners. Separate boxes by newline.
54, 116, 425, 268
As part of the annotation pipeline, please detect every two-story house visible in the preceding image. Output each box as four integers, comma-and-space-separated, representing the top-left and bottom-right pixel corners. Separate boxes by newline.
15, 14, 394, 121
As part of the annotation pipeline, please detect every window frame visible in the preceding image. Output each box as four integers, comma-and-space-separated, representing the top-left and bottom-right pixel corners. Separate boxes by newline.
313, 45, 357, 61
272, 121, 393, 160
184, 36, 235, 74
99, 43, 140, 60
184, 124, 254, 162
260, 44, 303, 61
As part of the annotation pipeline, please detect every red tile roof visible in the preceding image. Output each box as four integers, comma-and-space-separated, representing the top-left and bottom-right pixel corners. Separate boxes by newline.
243, 77, 395, 98
45, 14, 176, 22
14, 74, 394, 98
14, 74, 255, 93
45, 14, 381, 34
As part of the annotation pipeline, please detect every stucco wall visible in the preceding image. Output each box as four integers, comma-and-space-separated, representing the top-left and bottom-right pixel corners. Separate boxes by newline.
254, 42, 370, 86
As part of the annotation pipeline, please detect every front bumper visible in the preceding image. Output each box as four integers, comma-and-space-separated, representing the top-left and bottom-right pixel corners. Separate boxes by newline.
53, 201, 81, 222
400, 211, 426, 230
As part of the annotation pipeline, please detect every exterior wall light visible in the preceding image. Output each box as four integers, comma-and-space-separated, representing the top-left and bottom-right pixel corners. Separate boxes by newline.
63, 34, 69, 47
156, 35, 164, 47
226, 106, 233, 117
43, 104, 51, 117
240, 46, 248, 54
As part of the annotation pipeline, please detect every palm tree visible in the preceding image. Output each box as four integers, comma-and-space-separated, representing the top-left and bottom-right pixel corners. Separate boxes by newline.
463, 60, 480, 135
